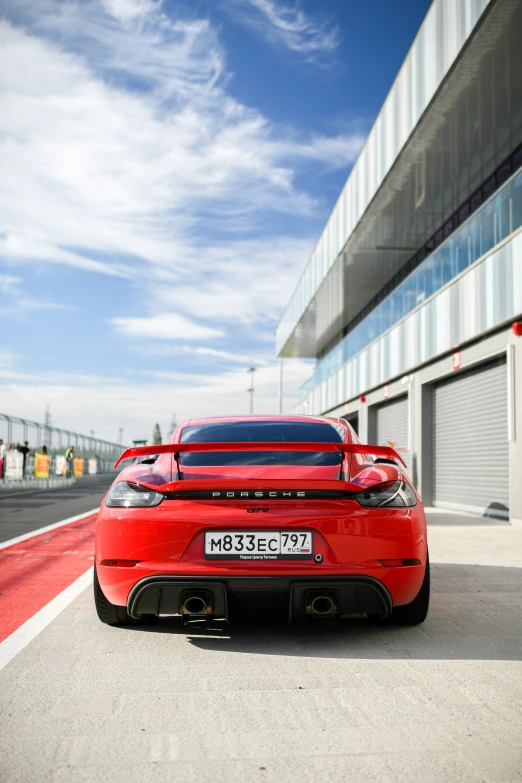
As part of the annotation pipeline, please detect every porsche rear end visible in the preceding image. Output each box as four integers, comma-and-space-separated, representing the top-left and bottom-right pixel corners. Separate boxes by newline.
95, 436, 428, 625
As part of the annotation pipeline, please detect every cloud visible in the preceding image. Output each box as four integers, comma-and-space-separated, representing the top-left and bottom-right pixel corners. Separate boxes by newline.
0, 360, 314, 441
275, 133, 366, 167
0, 275, 23, 294
111, 313, 224, 341
0, 273, 74, 313
143, 345, 268, 365
16, 299, 75, 312
226, 0, 340, 63
0, 235, 132, 278
0, 3, 356, 285
148, 236, 317, 329
0, 0, 361, 420
0, 348, 19, 370
101, 0, 161, 23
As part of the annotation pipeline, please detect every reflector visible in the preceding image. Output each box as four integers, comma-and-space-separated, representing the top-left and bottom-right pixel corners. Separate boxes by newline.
100, 560, 140, 567
379, 559, 421, 567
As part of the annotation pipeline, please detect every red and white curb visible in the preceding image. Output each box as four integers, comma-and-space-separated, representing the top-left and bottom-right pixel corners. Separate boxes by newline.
0, 508, 99, 551
0, 568, 93, 671
0, 508, 99, 671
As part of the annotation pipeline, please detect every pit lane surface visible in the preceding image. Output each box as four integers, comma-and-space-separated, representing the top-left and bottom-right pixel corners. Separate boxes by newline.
0, 476, 113, 653
0, 502, 521, 783
0, 475, 114, 544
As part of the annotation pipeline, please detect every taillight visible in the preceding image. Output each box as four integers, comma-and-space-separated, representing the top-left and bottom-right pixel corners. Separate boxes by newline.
106, 482, 163, 507
355, 480, 416, 507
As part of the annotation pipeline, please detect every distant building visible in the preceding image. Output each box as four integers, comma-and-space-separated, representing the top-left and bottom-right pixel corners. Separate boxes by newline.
276, 0, 522, 523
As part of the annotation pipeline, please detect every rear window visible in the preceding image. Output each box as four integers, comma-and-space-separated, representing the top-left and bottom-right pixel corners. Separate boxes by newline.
179, 421, 344, 466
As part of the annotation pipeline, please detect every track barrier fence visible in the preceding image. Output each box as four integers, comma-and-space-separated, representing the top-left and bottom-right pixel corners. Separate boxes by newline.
0, 413, 124, 481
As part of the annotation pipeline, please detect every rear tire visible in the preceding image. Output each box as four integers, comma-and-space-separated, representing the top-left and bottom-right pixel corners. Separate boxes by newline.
93, 566, 156, 626
376, 555, 430, 626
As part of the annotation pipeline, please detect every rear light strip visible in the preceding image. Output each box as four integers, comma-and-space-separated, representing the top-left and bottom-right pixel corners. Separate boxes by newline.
163, 490, 357, 500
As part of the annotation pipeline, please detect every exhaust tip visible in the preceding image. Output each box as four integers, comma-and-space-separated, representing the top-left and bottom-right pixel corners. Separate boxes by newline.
182, 595, 209, 615
310, 595, 335, 615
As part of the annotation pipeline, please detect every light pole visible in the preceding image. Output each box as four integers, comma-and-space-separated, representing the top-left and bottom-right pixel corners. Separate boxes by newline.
247, 367, 256, 414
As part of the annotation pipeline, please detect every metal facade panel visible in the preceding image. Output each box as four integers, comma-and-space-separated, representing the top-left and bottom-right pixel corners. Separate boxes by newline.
433, 359, 509, 516
390, 327, 402, 379
514, 251, 522, 315
404, 312, 417, 368
461, 266, 477, 341
435, 289, 451, 355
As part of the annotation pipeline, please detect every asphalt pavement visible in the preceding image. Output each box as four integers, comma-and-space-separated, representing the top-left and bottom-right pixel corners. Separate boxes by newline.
0, 475, 114, 543
0, 495, 521, 782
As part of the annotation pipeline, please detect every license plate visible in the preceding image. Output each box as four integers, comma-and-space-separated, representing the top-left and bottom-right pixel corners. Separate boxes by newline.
204, 531, 313, 560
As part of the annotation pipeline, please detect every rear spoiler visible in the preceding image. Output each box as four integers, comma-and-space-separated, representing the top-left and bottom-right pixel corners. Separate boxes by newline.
114, 441, 406, 469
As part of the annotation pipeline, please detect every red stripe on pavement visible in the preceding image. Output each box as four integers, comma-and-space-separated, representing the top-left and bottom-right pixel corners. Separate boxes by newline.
0, 514, 97, 643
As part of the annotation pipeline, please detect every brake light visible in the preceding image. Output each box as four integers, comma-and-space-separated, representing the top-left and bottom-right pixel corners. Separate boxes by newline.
355, 480, 417, 507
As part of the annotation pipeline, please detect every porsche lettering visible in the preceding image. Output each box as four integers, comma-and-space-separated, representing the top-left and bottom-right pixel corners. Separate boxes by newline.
211, 490, 306, 498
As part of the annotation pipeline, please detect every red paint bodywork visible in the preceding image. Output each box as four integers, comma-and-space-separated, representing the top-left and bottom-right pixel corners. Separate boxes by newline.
95, 415, 427, 611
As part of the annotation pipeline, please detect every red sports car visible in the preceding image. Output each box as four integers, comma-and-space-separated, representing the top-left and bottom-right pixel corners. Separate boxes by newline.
94, 415, 429, 626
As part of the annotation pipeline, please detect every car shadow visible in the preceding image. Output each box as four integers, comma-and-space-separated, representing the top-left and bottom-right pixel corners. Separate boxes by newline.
125, 563, 522, 662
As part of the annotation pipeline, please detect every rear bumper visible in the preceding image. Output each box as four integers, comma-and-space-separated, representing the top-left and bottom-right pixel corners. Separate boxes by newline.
99, 560, 426, 609
127, 574, 393, 622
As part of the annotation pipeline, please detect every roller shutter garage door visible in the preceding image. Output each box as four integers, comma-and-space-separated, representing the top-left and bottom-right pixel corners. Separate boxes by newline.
375, 395, 410, 472
433, 357, 509, 518
342, 413, 359, 436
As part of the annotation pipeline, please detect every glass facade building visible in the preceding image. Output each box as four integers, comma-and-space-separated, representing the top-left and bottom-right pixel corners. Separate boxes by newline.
301, 161, 522, 398
276, 0, 522, 523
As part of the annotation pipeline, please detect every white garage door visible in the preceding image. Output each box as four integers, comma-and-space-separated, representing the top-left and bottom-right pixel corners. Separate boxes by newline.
375, 395, 410, 472
433, 358, 509, 518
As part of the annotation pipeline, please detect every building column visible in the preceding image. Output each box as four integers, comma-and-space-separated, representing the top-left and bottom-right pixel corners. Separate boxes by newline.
509, 332, 522, 525
417, 379, 434, 505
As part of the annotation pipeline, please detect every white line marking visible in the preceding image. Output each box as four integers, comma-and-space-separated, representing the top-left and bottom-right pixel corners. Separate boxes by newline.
0, 567, 93, 671
0, 508, 100, 550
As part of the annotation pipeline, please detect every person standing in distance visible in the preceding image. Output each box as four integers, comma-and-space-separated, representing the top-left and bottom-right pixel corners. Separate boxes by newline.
18, 441, 30, 478
65, 445, 75, 477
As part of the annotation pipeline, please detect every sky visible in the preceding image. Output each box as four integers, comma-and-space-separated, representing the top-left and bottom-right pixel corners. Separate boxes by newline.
0, 0, 431, 444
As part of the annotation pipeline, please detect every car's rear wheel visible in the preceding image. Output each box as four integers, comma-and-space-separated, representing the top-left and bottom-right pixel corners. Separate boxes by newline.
93, 566, 156, 625
373, 554, 430, 626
